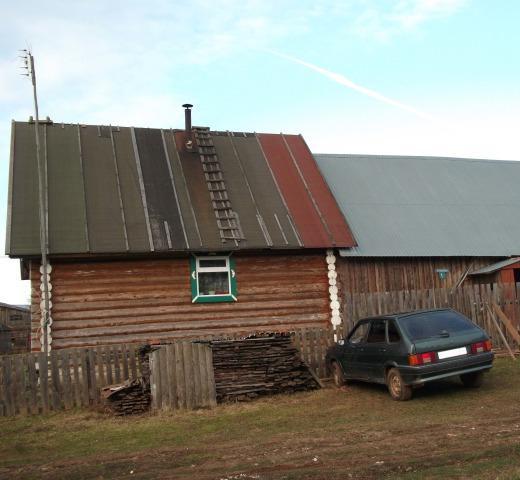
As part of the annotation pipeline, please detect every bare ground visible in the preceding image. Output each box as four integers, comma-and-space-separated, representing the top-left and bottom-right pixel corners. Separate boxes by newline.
1, 358, 519, 480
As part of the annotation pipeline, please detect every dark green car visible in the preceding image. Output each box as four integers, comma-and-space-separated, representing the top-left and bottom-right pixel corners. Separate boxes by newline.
326, 309, 494, 401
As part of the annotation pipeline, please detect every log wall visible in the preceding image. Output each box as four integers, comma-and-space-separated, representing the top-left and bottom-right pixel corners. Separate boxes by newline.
30, 254, 330, 350
337, 257, 499, 294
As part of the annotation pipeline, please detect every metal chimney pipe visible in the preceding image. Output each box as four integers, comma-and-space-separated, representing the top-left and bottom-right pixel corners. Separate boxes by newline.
182, 103, 193, 133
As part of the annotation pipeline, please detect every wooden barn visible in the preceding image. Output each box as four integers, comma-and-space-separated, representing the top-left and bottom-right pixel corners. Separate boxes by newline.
0, 302, 31, 354
6, 109, 355, 350
315, 154, 520, 295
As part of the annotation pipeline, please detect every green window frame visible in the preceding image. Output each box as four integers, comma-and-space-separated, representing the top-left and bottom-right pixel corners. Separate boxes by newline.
190, 254, 237, 303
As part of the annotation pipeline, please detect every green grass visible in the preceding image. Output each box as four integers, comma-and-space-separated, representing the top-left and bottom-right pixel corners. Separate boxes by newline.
1, 358, 519, 479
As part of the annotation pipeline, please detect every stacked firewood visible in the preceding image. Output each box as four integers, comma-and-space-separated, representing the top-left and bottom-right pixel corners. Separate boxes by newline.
210, 335, 320, 403
101, 378, 151, 416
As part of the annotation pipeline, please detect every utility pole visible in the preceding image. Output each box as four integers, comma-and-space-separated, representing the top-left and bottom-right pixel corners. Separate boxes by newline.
20, 50, 50, 356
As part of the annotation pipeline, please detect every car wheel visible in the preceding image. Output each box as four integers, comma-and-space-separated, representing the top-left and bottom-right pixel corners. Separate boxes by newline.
460, 371, 484, 388
331, 361, 346, 387
387, 368, 412, 401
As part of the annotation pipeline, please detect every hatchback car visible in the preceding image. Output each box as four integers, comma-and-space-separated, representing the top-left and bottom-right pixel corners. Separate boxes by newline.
326, 308, 494, 400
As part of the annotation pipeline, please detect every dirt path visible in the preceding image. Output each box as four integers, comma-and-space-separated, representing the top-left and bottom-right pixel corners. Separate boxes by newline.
4, 413, 520, 480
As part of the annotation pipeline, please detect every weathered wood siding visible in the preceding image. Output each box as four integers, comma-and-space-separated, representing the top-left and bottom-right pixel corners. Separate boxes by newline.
0, 306, 31, 355
338, 257, 500, 294
30, 254, 329, 350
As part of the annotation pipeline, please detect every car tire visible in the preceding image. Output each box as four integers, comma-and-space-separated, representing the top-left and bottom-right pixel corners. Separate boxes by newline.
386, 368, 412, 401
331, 361, 346, 388
460, 371, 484, 388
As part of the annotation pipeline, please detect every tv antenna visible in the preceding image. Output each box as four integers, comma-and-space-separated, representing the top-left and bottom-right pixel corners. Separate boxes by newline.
20, 49, 51, 356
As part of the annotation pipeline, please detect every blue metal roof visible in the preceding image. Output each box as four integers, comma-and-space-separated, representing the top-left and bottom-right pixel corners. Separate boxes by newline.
314, 154, 520, 257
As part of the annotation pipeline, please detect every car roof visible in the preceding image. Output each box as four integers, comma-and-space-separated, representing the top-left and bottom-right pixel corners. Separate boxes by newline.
357, 308, 454, 322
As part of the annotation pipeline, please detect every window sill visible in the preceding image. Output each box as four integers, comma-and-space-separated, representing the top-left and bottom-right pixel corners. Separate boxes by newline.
192, 294, 237, 304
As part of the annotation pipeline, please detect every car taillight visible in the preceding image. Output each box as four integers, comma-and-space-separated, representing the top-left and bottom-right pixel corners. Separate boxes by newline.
409, 351, 437, 366
471, 340, 492, 354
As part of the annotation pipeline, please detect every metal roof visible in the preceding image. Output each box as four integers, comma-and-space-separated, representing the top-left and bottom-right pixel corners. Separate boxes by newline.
468, 257, 520, 276
0, 302, 30, 312
6, 122, 355, 257
314, 154, 520, 257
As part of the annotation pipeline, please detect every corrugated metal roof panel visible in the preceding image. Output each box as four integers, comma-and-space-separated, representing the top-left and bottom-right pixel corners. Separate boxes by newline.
469, 257, 520, 275
258, 133, 332, 248
315, 154, 520, 257
283, 134, 356, 247
7, 122, 353, 256
46, 124, 91, 253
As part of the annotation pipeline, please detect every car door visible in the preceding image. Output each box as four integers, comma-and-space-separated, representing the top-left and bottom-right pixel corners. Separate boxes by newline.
359, 319, 387, 382
340, 320, 370, 379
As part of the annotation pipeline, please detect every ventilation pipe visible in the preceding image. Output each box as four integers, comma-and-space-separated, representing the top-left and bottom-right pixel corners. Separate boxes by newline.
182, 103, 194, 151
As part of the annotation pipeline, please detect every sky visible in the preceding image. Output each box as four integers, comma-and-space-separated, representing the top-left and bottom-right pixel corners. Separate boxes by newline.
0, 0, 519, 304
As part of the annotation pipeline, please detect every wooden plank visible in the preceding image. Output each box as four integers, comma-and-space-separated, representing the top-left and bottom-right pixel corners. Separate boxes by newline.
50, 352, 62, 411
128, 344, 137, 379
61, 350, 72, 410
196, 343, 210, 407
486, 304, 516, 360
174, 342, 186, 409
38, 352, 49, 414
27, 354, 38, 414
104, 345, 113, 386
88, 348, 98, 404
96, 347, 106, 387
182, 342, 194, 410
166, 344, 177, 410
3, 357, 13, 416
149, 350, 158, 410
121, 344, 129, 380
71, 349, 81, 408
191, 343, 203, 408
80, 348, 89, 407
492, 302, 520, 346
156, 347, 165, 409
11, 355, 23, 415
204, 344, 217, 407
113, 345, 122, 384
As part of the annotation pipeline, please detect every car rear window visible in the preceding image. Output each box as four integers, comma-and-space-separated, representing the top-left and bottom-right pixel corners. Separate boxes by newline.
398, 310, 476, 341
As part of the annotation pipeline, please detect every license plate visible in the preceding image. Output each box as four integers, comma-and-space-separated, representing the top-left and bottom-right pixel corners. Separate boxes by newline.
438, 347, 468, 360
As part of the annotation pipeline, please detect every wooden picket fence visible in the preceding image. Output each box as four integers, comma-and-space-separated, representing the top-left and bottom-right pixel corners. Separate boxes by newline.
341, 283, 520, 351
291, 328, 334, 379
0, 344, 144, 416
149, 342, 216, 411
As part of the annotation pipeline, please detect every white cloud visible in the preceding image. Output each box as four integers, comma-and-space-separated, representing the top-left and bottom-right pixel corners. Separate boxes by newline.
353, 0, 467, 40
270, 50, 433, 120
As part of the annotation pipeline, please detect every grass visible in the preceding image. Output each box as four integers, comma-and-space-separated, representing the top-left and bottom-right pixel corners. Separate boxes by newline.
1, 358, 519, 479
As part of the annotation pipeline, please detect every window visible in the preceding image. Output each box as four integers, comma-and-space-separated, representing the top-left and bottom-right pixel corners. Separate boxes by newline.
190, 255, 237, 303
387, 320, 401, 343
366, 320, 386, 343
348, 322, 369, 344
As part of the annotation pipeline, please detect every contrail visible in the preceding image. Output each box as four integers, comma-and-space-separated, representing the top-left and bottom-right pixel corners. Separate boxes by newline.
270, 50, 433, 120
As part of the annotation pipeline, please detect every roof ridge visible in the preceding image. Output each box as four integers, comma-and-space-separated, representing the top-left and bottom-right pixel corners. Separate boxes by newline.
315, 153, 520, 164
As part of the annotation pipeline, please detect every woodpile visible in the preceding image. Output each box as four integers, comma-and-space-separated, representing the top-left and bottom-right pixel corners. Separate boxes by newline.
101, 378, 151, 416
210, 335, 320, 403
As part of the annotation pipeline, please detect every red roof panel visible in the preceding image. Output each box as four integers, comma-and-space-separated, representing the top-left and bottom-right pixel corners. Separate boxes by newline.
283, 134, 356, 247
258, 133, 333, 247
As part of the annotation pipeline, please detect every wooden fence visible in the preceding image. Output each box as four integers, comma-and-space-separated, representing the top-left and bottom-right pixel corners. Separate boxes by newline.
340, 283, 520, 351
0, 344, 144, 416
149, 342, 216, 411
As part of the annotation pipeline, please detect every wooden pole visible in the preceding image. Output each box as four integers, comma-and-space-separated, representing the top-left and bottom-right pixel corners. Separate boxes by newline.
27, 52, 51, 356
486, 304, 516, 360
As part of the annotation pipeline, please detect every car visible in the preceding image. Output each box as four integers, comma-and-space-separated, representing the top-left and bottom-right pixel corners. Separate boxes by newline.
326, 308, 494, 401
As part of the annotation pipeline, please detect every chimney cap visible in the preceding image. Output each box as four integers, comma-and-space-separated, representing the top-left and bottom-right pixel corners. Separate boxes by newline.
182, 103, 193, 109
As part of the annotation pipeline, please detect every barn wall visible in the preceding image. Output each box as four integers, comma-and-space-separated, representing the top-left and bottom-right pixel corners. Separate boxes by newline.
30, 254, 330, 350
337, 257, 500, 294
0, 306, 31, 354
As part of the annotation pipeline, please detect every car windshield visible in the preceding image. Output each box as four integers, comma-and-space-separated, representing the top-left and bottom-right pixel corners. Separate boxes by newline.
398, 310, 476, 341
